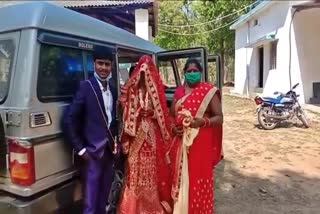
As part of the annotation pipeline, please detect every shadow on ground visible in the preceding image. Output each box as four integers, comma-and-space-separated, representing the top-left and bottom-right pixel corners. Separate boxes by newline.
214, 159, 320, 214
254, 121, 307, 130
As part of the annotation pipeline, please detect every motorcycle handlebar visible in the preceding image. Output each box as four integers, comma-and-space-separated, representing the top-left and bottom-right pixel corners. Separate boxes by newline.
292, 83, 299, 89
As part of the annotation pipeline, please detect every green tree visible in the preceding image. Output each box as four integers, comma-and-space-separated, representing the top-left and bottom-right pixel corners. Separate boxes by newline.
154, 0, 252, 83
193, 0, 251, 82
154, 0, 207, 49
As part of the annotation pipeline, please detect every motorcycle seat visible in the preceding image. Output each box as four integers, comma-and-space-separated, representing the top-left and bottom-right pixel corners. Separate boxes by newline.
261, 96, 282, 104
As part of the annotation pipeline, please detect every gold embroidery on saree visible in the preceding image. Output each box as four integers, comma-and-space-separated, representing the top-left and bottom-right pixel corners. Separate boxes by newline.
120, 121, 165, 214
145, 78, 171, 142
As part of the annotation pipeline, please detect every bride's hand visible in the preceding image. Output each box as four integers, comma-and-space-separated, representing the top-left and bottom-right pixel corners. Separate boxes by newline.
122, 141, 129, 155
172, 125, 184, 136
120, 85, 128, 94
140, 109, 154, 117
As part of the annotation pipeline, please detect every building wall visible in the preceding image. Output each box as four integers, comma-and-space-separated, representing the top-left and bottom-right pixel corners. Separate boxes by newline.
293, 8, 320, 103
262, 1, 302, 100
135, 9, 150, 41
232, 1, 319, 104
233, 1, 291, 96
234, 47, 250, 94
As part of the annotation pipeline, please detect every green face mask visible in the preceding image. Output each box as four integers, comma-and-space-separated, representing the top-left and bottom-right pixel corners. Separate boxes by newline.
185, 71, 201, 85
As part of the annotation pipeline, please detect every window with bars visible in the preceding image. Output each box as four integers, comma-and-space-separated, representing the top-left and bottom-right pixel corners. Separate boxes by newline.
270, 40, 278, 70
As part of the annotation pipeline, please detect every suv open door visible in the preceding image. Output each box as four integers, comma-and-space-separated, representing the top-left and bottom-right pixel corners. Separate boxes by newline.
155, 48, 223, 106
155, 47, 208, 106
207, 54, 223, 90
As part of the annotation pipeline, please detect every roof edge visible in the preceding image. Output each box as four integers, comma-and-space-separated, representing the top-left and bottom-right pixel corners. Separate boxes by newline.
230, 0, 275, 30
0, 2, 163, 53
58, 0, 153, 8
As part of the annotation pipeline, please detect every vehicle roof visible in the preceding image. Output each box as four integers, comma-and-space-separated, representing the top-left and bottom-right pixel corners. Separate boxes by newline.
0, 1, 163, 53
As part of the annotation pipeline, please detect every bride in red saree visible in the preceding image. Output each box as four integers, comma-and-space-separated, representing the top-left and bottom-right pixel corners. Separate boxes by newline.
118, 55, 173, 214
170, 58, 223, 214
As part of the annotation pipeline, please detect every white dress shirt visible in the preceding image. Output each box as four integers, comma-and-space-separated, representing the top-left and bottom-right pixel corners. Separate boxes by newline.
96, 76, 113, 128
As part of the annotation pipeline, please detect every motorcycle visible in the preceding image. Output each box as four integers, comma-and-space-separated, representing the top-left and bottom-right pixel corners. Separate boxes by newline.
254, 83, 309, 130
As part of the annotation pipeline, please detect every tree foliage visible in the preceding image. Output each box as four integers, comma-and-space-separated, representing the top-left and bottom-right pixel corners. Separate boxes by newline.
154, 0, 253, 82
154, 0, 207, 49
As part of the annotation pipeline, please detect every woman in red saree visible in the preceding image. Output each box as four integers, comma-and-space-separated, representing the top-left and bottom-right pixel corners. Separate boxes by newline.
170, 58, 223, 214
118, 55, 173, 214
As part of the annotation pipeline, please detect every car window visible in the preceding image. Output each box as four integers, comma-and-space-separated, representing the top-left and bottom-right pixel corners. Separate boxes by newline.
0, 39, 14, 102
37, 44, 84, 102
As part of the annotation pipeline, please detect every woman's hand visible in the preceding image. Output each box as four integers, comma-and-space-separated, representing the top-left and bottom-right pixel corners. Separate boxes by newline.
81, 152, 90, 161
140, 109, 154, 117
120, 84, 128, 94
172, 125, 184, 136
190, 117, 205, 128
122, 141, 130, 155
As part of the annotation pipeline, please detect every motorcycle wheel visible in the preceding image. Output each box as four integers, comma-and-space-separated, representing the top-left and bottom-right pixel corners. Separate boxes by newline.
297, 108, 309, 128
258, 108, 277, 130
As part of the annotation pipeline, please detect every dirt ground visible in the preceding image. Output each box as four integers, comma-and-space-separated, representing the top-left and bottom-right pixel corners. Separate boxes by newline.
214, 94, 320, 214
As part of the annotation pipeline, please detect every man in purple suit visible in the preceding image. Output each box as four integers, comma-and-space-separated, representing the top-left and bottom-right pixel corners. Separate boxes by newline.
65, 49, 118, 214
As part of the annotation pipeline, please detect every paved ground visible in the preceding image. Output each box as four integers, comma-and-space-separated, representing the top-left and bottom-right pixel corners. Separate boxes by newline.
215, 94, 320, 214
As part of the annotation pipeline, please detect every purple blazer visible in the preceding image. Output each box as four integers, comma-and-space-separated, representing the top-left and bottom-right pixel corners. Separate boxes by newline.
65, 77, 117, 159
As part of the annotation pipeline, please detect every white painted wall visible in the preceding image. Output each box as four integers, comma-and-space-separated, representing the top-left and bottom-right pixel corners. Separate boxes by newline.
293, 8, 320, 103
263, 43, 271, 88
262, 1, 300, 99
232, 0, 319, 104
233, 22, 251, 95
135, 9, 149, 41
233, 1, 290, 96
249, 47, 258, 90
234, 47, 250, 95
148, 26, 153, 41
